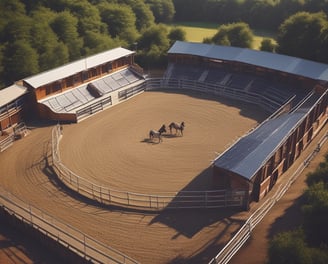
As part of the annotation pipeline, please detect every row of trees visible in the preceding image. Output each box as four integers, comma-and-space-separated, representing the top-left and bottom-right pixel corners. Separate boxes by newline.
173, 0, 328, 31
0, 0, 177, 87
268, 152, 328, 264
204, 11, 328, 63
1, 0, 328, 88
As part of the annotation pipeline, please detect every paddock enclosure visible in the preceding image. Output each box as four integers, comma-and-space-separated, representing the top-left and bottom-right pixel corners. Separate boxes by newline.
58, 89, 266, 201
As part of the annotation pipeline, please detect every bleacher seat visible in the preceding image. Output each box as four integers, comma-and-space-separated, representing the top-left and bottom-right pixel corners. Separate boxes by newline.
39, 68, 144, 114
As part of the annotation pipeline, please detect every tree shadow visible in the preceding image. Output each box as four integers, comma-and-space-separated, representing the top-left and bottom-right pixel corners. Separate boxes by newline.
267, 194, 305, 240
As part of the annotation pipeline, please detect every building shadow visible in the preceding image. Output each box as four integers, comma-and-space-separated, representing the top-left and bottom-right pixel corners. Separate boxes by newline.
150, 89, 269, 123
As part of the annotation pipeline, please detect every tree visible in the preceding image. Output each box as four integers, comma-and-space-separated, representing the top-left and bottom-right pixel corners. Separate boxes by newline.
83, 31, 120, 56
260, 38, 276, 52
30, 7, 69, 71
318, 26, 328, 63
277, 11, 328, 61
98, 3, 138, 44
306, 153, 328, 186
137, 24, 170, 67
1, 15, 32, 43
137, 24, 169, 52
211, 22, 254, 48
67, 0, 106, 34
243, 0, 277, 30
168, 27, 186, 46
51, 11, 83, 60
3, 40, 39, 85
146, 0, 175, 23
120, 0, 155, 31
268, 229, 312, 264
302, 182, 328, 246
0, 0, 26, 20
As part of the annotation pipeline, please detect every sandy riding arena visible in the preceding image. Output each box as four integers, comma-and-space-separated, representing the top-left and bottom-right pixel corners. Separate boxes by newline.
60, 90, 266, 194
0, 90, 268, 264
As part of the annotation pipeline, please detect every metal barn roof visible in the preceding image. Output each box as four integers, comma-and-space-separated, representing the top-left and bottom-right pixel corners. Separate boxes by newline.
0, 84, 27, 108
213, 92, 322, 181
168, 41, 328, 82
23, 47, 135, 88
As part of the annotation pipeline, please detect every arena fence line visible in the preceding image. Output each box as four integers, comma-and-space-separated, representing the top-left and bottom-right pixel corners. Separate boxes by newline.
0, 122, 28, 152
76, 95, 112, 121
0, 186, 140, 264
52, 124, 247, 211
208, 131, 328, 264
0, 134, 14, 152
147, 78, 292, 115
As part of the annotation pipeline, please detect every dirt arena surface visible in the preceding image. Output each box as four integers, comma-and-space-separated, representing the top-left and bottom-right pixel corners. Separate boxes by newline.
60, 90, 265, 194
0, 89, 325, 264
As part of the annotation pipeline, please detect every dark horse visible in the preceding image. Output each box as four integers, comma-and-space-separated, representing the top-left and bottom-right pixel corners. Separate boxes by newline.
169, 121, 185, 136
149, 124, 166, 143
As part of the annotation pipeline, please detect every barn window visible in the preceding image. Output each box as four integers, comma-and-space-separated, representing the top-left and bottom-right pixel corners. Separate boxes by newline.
53, 81, 61, 92
82, 71, 88, 82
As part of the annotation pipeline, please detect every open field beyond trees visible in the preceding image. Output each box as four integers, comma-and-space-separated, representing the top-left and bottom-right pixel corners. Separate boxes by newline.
168, 22, 277, 49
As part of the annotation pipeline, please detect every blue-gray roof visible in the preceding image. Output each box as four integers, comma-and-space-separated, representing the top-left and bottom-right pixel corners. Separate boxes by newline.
168, 41, 328, 82
214, 92, 322, 181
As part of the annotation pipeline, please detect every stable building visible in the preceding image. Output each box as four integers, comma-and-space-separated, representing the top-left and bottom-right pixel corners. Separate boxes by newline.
22, 47, 146, 122
166, 41, 328, 206
0, 84, 27, 134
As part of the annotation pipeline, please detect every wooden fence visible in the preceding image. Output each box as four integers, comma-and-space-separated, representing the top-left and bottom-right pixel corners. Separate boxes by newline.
51, 124, 246, 211
0, 186, 139, 264
208, 131, 328, 264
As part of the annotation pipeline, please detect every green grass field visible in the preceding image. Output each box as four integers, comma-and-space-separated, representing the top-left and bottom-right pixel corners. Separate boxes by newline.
168, 22, 276, 50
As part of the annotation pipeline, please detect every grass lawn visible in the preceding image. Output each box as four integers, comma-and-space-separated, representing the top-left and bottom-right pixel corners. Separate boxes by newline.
168, 22, 277, 50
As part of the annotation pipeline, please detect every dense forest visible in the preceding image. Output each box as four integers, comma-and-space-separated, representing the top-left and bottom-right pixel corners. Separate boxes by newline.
173, 0, 328, 30
1, 0, 328, 88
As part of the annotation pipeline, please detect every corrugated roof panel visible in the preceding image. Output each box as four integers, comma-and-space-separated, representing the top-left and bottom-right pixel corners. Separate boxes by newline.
168, 41, 328, 82
24, 47, 134, 88
214, 93, 321, 180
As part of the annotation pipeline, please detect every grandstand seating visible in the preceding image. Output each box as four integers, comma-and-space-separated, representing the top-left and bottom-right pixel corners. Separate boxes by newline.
205, 68, 229, 84
168, 64, 204, 81
41, 68, 143, 113
163, 63, 310, 113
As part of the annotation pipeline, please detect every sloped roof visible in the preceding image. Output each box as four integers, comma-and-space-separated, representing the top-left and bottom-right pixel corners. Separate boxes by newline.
168, 41, 328, 82
213, 92, 322, 181
0, 84, 27, 108
23, 47, 135, 89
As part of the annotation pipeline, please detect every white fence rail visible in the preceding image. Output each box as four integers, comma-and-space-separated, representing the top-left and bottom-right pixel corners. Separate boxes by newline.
147, 78, 291, 114
0, 186, 139, 264
52, 124, 246, 211
209, 131, 328, 264
0, 134, 14, 152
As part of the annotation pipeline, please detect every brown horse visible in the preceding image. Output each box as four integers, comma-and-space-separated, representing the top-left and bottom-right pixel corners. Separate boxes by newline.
169, 121, 185, 136
149, 124, 166, 143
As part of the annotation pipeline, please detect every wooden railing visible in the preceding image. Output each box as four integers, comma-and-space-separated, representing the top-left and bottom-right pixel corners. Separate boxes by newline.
51, 124, 246, 211
208, 131, 328, 264
0, 186, 139, 264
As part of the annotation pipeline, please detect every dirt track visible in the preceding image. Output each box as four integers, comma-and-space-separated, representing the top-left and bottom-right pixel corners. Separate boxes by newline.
2, 89, 322, 264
